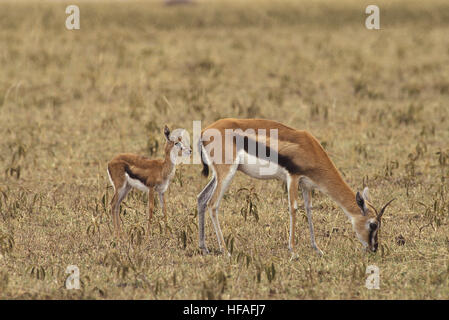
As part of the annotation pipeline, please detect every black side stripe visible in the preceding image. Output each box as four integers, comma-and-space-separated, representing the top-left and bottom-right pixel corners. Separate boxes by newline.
235, 135, 303, 175
124, 164, 147, 185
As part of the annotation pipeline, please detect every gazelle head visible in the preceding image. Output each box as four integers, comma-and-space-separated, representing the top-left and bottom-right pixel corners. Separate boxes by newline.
353, 187, 395, 253
164, 125, 192, 162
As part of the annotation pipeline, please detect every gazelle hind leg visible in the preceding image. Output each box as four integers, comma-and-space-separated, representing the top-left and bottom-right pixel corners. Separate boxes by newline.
108, 163, 129, 237
197, 176, 216, 254
207, 164, 237, 256
302, 188, 323, 256
108, 167, 117, 231
287, 175, 300, 252
114, 182, 132, 237
110, 192, 118, 233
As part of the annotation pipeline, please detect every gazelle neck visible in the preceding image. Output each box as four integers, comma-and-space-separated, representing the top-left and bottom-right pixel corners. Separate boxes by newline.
326, 177, 360, 222
162, 144, 176, 176
311, 162, 361, 223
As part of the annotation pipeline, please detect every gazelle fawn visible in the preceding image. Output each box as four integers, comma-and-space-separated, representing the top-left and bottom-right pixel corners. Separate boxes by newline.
197, 118, 395, 256
107, 125, 191, 237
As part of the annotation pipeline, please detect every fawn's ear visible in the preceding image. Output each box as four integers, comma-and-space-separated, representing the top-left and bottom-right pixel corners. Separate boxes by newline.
164, 125, 171, 141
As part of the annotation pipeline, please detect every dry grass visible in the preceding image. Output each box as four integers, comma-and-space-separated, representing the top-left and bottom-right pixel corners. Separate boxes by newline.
0, 0, 448, 299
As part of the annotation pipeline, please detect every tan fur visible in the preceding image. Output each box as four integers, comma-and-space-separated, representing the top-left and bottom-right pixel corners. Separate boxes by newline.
198, 118, 388, 255
107, 127, 188, 238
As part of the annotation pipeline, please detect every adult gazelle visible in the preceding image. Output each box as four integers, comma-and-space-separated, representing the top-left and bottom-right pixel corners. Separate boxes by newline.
197, 118, 394, 255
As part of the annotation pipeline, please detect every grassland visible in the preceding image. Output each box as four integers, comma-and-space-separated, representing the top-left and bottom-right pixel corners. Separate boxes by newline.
0, 0, 448, 299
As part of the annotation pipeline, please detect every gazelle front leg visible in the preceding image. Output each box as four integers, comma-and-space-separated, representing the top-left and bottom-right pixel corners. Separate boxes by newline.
147, 187, 155, 237
158, 192, 167, 225
158, 191, 169, 234
287, 175, 300, 252
302, 188, 323, 256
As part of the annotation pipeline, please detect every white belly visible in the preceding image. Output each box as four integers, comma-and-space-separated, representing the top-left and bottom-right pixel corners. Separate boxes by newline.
237, 151, 288, 181
125, 173, 149, 192
155, 179, 170, 193
155, 167, 175, 193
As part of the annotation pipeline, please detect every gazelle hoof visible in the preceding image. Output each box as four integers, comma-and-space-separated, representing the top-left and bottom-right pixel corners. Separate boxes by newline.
200, 246, 210, 255
289, 253, 299, 261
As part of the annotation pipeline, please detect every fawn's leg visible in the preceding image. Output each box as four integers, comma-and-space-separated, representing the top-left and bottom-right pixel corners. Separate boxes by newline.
114, 183, 131, 237
158, 192, 167, 225
147, 187, 155, 237
108, 162, 130, 238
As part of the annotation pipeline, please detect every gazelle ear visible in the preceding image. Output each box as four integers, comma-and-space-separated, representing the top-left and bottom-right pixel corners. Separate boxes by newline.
362, 187, 370, 202
164, 125, 171, 141
356, 191, 367, 215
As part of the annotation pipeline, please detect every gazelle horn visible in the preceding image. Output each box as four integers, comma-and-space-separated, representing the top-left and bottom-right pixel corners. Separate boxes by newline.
377, 198, 395, 220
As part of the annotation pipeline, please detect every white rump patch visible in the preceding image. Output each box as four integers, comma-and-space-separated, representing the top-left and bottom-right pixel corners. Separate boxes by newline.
107, 168, 115, 192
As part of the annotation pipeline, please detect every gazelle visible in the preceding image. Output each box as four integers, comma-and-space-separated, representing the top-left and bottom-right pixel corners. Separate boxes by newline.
197, 118, 394, 255
107, 125, 191, 237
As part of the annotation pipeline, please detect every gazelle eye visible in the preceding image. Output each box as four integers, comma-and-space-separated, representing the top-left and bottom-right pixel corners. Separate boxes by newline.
369, 223, 378, 231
